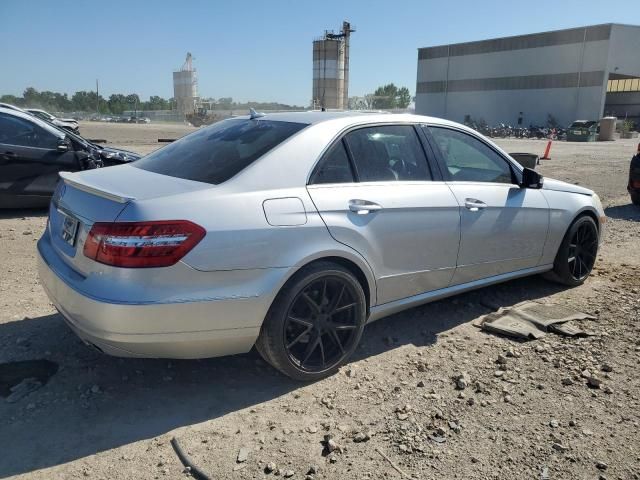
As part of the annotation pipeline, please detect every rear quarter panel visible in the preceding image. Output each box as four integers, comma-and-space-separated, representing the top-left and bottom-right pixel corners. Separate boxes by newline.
115, 186, 377, 303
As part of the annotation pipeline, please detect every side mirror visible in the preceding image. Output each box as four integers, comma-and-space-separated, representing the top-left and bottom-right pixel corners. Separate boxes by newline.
57, 140, 69, 153
521, 167, 543, 189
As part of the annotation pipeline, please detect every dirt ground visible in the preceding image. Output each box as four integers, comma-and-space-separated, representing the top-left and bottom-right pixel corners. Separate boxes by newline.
1, 121, 638, 480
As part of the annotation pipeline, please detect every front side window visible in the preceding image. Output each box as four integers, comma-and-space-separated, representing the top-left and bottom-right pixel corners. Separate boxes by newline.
344, 125, 431, 182
133, 119, 307, 184
427, 127, 514, 184
309, 140, 354, 184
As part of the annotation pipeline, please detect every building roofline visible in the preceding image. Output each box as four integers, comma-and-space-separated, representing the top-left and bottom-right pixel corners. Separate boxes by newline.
418, 23, 639, 51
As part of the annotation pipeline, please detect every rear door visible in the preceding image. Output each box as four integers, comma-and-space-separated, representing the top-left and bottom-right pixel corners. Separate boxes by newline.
307, 124, 461, 305
0, 112, 77, 204
424, 125, 549, 285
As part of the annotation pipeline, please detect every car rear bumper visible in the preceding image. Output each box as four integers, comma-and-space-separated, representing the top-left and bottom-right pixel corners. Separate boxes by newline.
37, 232, 288, 359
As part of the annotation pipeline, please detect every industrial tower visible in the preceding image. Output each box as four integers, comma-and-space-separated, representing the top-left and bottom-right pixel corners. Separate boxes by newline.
312, 21, 355, 110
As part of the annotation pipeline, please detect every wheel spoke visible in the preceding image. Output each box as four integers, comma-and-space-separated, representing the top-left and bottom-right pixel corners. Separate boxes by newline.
288, 315, 313, 328
577, 256, 585, 278
301, 332, 320, 366
321, 280, 328, 306
286, 326, 313, 349
328, 328, 345, 354
325, 284, 345, 313
302, 292, 321, 314
318, 336, 326, 365
327, 321, 357, 331
333, 302, 356, 314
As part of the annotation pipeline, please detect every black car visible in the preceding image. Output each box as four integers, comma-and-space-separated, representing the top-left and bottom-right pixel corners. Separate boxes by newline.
629, 143, 640, 206
0, 107, 141, 208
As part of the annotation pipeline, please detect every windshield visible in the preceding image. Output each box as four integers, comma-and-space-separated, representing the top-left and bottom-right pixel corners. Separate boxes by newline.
133, 119, 307, 184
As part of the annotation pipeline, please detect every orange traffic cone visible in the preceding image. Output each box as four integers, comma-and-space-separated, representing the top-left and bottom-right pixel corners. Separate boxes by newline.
541, 140, 552, 160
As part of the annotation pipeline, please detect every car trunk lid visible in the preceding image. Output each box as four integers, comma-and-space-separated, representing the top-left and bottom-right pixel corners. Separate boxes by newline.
49, 164, 213, 276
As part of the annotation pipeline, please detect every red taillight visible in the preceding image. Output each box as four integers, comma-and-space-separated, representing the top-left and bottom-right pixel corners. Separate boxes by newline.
83, 220, 206, 268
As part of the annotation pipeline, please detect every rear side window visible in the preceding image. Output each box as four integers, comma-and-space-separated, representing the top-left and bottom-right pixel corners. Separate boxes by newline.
133, 119, 307, 184
310, 141, 355, 184
344, 125, 431, 182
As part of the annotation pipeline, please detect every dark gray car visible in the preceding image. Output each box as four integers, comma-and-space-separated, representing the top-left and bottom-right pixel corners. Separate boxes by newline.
0, 107, 140, 208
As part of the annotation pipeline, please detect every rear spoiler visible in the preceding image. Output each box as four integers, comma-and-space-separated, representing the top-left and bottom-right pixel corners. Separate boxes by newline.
59, 171, 136, 204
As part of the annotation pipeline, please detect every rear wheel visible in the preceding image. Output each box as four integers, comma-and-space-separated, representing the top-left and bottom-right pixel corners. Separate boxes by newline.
256, 262, 366, 381
546, 215, 599, 286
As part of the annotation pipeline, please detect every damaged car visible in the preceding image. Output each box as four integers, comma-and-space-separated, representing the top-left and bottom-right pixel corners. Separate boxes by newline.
38, 112, 606, 381
0, 106, 140, 208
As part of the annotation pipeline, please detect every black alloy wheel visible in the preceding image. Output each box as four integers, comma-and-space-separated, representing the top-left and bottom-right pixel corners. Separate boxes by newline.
546, 215, 599, 286
566, 221, 598, 281
255, 262, 367, 381
283, 276, 360, 372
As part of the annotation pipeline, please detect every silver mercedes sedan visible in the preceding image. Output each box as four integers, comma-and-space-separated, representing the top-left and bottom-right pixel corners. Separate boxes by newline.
38, 112, 605, 380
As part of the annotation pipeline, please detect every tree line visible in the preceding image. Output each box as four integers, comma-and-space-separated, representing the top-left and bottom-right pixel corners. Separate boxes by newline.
1, 88, 170, 115
0, 88, 305, 115
1, 84, 411, 115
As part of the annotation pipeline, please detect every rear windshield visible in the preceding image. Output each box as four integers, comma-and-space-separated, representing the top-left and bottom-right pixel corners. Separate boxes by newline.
133, 119, 307, 184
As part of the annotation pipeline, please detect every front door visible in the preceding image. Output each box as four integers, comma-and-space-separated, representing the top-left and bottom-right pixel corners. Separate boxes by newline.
425, 126, 549, 285
307, 124, 461, 305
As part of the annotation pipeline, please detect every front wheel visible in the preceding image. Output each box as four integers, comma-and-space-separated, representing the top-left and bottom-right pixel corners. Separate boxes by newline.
256, 262, 367, 381
546, 215, 599, 286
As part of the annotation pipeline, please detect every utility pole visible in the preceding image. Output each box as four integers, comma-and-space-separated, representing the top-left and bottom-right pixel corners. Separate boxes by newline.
96, 79, 99, 115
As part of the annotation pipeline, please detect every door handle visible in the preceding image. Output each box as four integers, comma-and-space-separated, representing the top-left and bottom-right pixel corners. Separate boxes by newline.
464, 198, 487, 212
2, 151, 17, 159
348, 199, 383, 215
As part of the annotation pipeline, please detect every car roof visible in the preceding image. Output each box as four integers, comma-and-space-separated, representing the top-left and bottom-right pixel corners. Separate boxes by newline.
232, 110, 465, 129
0, 106, 66, 138
0, 103, 26, 112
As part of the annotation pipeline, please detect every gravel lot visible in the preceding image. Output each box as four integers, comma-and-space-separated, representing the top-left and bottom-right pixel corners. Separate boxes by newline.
1, 122, 638, 480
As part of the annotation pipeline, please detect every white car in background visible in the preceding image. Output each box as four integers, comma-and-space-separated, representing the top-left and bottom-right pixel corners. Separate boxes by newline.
26, 108, 80, 134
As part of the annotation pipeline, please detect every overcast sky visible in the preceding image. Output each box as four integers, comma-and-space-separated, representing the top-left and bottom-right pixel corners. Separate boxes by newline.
1, 0, 639, 105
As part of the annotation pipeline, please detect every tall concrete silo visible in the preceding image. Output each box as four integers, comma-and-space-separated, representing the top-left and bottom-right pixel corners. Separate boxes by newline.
312, 21, 355, 110
173, 53, 198, 117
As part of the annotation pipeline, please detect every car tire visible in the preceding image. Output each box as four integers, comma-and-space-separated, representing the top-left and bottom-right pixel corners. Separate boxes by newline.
256, 261, 367, 382
545, 215, 599, 287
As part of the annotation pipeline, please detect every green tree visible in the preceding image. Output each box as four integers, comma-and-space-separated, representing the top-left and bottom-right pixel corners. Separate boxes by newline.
0, 94, 23, 107
397, 87, 411, 109
108, 94, 127, 114
368, 83, 412, 110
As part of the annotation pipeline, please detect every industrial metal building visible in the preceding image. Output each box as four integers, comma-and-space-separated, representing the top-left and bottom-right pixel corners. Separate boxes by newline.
416, 24, 640, 126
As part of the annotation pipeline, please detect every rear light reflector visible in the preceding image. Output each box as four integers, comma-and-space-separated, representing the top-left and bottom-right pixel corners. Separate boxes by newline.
83, 220, 205, 268
632, 180, 640, 189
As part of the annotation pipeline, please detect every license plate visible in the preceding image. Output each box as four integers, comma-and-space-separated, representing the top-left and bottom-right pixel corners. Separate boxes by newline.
60, 212, 79, 246
573, 130, 582, 135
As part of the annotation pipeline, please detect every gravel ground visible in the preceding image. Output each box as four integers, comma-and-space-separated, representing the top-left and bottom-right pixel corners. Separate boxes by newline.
0, 122, 638, 480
